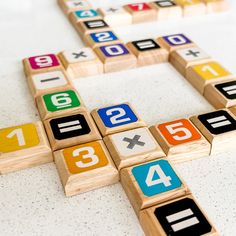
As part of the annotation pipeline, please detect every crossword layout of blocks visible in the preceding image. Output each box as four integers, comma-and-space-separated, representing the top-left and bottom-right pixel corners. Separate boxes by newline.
0, 0, 233, 235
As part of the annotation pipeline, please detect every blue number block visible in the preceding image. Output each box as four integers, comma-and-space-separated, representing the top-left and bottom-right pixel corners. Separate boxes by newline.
75, 9, 98, 19
90, 31, 118, 43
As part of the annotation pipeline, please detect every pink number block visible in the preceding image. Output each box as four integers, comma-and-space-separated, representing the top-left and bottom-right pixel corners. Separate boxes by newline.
28, 54, 60, 70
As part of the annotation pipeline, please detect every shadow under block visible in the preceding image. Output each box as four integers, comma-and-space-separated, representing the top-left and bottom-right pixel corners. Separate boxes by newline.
190, 109, 236, 155
175, 0, 207, 17
91, 103, 146, 136
84, 30, 121, 49
58, 48, 103, 79
126, 39, 169, 67
120, 159, 189, 216
104, 127, 165, 170
157, 34, 196, 52
97, 7, 132, 27
23, 53, 65, 77
26, 70, 71, 98
94, 43, 137, 73
54, 140, 119, 196
150, 118, 211, 163
36, 88, 86, 120
203, 0, 229, 13
149, 1, 182, 20
123, 3, 157, 23
204, 79, 236, 109
58, 0, 92, 15
170, 46, 212, 76
186, 61, 233, 94
140, 194, 219, 236
44, 110, 101, 151
0, 122, 52, 174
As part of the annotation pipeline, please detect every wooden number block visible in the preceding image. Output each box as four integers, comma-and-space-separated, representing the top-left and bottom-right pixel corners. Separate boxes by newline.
170, 46, 212, 76
44, 111, 101, 151
186, 61, 233, 94
120, 159, 189, 216
123, 3, 157, 23
58, 48, 103, 79
54, 140, 119, 196
149, 0, 182, 21
23, 54, 64, 77
190, 109, 236, 155
203, 0, 229, 13
91, 103, 145, 136
104, 127, 165, 170
27, 71, 71, 98
126, 39, 169, 67
0, 122, 52, 174
150, 118, 210, 163
204, 79, 236, 109
36, 88, 86, 120
97, 7, 132, 27
75, 19, 110, 39
157, 34, 195, 52
94, 43, 137, 73
58, 0, 92, 15
140, 195, 219, 236
175, 0, 206, 17
69, 9, 101, 25
84, 30, 120, 49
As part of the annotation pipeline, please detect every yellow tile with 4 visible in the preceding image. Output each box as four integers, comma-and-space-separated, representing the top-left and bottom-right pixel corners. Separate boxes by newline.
186, 61, 233, 94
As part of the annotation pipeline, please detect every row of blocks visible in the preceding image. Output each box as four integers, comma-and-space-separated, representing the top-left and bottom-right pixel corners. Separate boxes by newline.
59, 0, 229, 26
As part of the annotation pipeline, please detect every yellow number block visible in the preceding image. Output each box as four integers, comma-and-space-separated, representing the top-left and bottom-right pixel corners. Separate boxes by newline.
175, 0, 206, 16
54, 140, 119, 196
186, 61, 233, 94
0, 122, 52, 174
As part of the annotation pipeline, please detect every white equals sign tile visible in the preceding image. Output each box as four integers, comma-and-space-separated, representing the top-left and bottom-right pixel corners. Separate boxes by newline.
222, 84, 236, 95
207, 115, 231, 128
58, 120, 82, 133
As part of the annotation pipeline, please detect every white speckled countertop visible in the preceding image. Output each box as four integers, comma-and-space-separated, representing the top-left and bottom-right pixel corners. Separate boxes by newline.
0, 0, 236, 235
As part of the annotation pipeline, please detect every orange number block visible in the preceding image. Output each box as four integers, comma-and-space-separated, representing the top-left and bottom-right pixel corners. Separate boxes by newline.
54, 140, 119, 196
150, 118, 210, 163
0, 122, 52, 174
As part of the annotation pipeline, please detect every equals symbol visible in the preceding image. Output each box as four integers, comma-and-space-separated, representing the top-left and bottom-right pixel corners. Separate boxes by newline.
207, 115, 231, 128
222, 84, 236, 96
88, 21, 105, 28
40, 77, 60, 83
137, 41, 155, 49
58, 120, 82, 133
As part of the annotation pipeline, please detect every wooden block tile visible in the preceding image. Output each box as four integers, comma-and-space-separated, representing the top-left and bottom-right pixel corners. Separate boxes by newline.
175, 0, 206, 17
58, 0, 92, 15
23, 53, 64, 77
0, 122, 52, 174
150, 118, 210, 163
84, 30, 121, 49
97, 7, 132, 27
44, 110, 101, 151
204, 79, 236, 109
74, 19, 111, 39
58, 47, 103, 79
120, 159, 189, 216
91, 103, 145, 136
69, 9, 102, 25
27, 70, 71, 98
126, 39, 169, 67
170, 46, 212, 76
190, 109, 236, 155
123, 2, 157, 23
186, 61, 233, 94
104, 127, 165, 170
36, 88, 86, 120
157, 34, 195, 52
203, 0, 229, 13
149, 0, 183, 20
140, 194, 219, 236
94, 43, 137, 73
54, 140, 119, 196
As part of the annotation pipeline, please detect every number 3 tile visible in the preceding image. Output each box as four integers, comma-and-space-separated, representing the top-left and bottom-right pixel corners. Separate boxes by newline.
120, 159, 189, 216
91, 103, 146, 136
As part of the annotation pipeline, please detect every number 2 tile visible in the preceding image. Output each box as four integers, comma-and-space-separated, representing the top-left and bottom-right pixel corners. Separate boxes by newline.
91, 103, 146, 136
54, 140, 119, 196
120, 159, 189, 216
150, 118, 211, 163
0, 122, 52, 174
